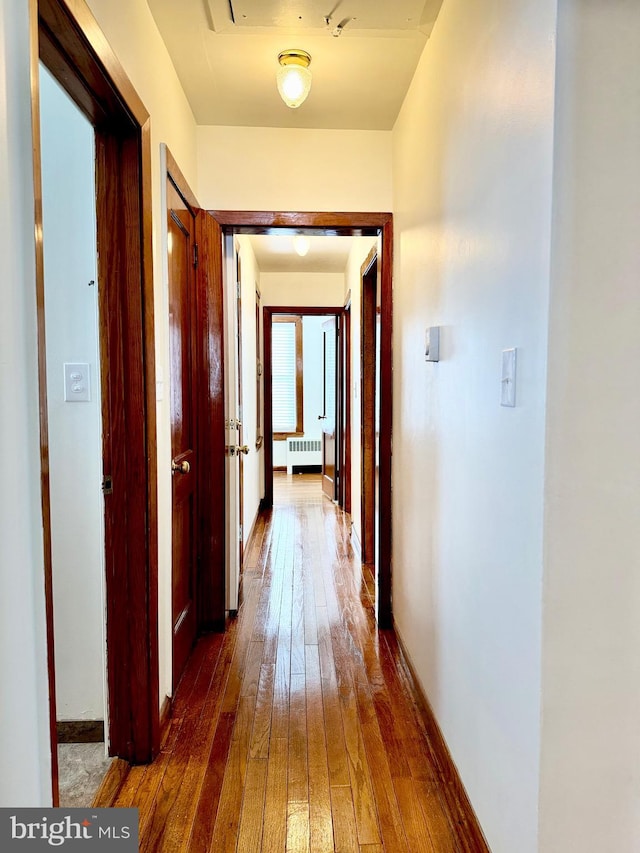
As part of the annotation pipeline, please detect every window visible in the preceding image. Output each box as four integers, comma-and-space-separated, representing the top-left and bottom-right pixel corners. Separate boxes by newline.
272, 315, 303, 438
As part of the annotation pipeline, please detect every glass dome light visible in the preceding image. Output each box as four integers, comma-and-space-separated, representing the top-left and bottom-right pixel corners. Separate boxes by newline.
277, 49, 312, 109
293, 235, 310, 256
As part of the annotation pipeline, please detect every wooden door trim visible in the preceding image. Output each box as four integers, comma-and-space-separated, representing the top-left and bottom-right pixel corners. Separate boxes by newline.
379, 220, 393, 628
165, 171, 199, 691
209, 211, 391, 234
29, 0, 58, 802
194, 212, 226, 630
342, 297, 352, 514
361, 248, 378, 565
32, 0, 159, 787
211, 211, 393, 629
166, 147, 199, 211
263, 306, 344, 509
321, 316, 339, 501
165, 146, 226, 633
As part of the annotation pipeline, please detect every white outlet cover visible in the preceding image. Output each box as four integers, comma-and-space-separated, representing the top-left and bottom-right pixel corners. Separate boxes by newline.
64, 362, 91, 402
501, 348, 517, 407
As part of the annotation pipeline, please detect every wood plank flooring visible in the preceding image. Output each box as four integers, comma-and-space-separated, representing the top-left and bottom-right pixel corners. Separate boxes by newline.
102, 474, 485, 851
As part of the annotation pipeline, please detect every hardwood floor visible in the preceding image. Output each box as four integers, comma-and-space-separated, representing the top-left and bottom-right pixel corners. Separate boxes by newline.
98, 474, 486, 851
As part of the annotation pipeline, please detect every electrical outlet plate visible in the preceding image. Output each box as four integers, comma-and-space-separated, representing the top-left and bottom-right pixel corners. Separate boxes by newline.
64, 362, 91, 402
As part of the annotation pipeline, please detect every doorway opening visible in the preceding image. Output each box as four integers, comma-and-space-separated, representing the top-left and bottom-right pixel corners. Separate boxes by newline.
265, 307, 345, 510
210, 212, 393, 628
39, 61, 112, 807
32, 0, 159, 803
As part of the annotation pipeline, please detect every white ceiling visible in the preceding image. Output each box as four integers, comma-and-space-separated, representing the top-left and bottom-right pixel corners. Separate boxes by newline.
147, 0, 443, 130
247, 234, 354, 273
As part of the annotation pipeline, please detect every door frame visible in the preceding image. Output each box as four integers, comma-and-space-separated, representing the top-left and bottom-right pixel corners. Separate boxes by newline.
165, 156, 199, 692
164, 147, 227, 635
361, 248, 378, 565
263, 306, 344, 507
31, 0, 159, 795
209, 208, 392, 627
341, 294, 352, 514
320, 315, 340, 501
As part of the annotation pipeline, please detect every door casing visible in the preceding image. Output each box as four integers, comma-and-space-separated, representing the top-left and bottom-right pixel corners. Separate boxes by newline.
214, 210, 392, 627
32, 0, 160, 799
320, 316, 339, 501
264, 307, 344, 506
164, 146, 227, 636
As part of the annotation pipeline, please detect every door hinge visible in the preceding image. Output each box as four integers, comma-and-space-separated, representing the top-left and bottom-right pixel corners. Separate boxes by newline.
102, 474, 113, 495
238, 524, 243, 542
193, 242, 199, 269
237, 280, 241, 299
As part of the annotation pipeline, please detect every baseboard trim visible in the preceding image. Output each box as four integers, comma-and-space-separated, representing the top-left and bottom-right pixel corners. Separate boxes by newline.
160, 695, 172, 747
393, 621, 491, 852
350, 524, 362, 560
57, 720, 104, 744
273, 465, 286, 472
244, 508, 260, 557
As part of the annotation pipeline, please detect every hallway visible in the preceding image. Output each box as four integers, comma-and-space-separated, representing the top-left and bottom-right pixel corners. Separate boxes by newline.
97, 474, 485, 851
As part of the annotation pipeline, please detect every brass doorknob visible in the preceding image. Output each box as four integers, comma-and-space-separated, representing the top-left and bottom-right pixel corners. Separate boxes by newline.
238, 445, 250, 455
172, 459, 190, 474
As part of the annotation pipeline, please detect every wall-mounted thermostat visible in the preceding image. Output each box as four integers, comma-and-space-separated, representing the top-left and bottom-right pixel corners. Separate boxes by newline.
425, 326, 440, 362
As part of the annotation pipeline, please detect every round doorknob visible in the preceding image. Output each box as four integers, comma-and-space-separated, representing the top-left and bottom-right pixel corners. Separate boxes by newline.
172, 459, 190, 474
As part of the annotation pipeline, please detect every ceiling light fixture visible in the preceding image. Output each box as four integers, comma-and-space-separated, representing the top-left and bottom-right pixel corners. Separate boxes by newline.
276, 49, 312, 109
293, 235, 310, 257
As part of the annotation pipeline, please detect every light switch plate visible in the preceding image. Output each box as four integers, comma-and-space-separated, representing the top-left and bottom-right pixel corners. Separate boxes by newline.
64, 362, 91, 402
501, 348, 517, 407
425, 326, 440, 362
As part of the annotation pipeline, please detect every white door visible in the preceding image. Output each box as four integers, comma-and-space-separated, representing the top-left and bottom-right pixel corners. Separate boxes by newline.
224, 235, 241, 612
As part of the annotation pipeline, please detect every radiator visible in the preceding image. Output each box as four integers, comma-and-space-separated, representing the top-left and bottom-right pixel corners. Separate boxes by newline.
286, 438, 322, 474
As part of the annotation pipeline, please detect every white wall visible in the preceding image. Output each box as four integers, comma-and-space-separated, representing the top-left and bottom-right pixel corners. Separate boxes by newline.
40, 66, 105, 722
0, 0, 53, 806
391, 0, 557, 850
85, 0, 198, 704
539, 2, 640, 850
261, 272, 345, 309
197, 126, 393, 212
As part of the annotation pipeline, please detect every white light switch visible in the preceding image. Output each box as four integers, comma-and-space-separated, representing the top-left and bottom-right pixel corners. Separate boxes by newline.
64, 362, 91, 402
425, 326, 440, 362
501, 348, 517, 407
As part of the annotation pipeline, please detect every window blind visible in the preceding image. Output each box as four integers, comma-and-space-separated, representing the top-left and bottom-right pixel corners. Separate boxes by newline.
272, 321, 297, 432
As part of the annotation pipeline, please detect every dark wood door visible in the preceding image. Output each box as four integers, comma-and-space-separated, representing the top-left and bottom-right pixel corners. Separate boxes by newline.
321, 317, 338, 500
168, 177, 198, 690
194, 208, 226, 632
